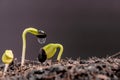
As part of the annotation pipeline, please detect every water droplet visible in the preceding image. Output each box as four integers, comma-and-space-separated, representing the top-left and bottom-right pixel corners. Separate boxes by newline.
37, 38, 46, 44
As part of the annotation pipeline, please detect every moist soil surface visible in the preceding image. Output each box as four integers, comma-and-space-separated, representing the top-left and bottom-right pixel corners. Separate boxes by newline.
0, 57, 120, 80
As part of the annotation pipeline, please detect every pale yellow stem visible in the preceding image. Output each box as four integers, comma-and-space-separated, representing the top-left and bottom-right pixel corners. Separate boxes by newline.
3, 64, 9, 76
56, 44, 64, 61
21, 28, 38, 66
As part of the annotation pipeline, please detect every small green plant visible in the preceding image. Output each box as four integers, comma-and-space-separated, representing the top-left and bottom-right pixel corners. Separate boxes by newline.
38, 43, 63, 63
21, 27, 47, 66
2, 50, 14, 76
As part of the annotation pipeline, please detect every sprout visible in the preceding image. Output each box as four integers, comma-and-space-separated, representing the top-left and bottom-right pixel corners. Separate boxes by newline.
2, 50, 14, 76
21, 27, 47, 66
38, 43, 63, 62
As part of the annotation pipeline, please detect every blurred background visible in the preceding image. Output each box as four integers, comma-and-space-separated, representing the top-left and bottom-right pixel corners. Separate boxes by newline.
0, 0, 120, 62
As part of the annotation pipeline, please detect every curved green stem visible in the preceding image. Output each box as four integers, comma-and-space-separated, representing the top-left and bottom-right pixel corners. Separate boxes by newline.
21, 27, 39, 66
42, 43, 63, 61
56, 44, 63, 61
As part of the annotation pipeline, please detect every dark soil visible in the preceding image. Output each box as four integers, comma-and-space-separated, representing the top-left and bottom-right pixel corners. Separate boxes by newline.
0, 57, 120, 80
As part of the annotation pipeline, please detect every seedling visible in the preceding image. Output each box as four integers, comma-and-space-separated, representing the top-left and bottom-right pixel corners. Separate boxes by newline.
38, 43, 63, 63
2, 50, 14, 76
21, 27, 47, 66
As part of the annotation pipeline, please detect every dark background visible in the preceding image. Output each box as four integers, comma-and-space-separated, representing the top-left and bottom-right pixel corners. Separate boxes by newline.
0, 0, 120, 62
